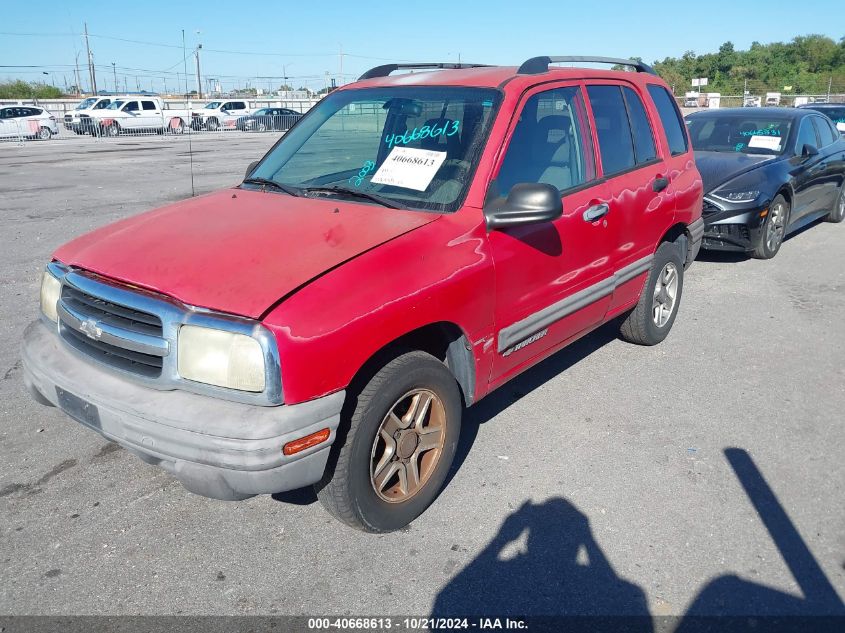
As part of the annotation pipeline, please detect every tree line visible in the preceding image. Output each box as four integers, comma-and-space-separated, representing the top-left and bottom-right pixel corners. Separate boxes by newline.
650, 35, 845, 95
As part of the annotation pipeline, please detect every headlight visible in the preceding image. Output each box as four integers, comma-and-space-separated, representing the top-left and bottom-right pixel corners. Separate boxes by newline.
713, 190, 760, 202
177, 325, 266, 392
40, 270, 61, 322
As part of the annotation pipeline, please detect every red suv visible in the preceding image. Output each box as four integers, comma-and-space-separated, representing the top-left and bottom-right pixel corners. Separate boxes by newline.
23, 57, 703, 532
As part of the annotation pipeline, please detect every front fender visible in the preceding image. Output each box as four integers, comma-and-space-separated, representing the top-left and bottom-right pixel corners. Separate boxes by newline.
263, 210, 495, 405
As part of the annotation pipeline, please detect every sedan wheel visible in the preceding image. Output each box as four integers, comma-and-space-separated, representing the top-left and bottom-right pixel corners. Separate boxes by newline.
826, 186, 845, 223
752, 195, 789, 259
38, 126, 52, 140
257, 121, 267, 132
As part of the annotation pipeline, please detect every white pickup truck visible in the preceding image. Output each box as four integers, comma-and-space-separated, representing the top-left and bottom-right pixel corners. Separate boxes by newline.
88, 97, 192, 136
190, 100, 251, 131
64, 96, 125, 134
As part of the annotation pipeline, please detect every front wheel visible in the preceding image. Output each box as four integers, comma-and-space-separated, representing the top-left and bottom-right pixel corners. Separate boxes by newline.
315, 351, 462, 532
257, 121, 267, 132
206, 117, 220, 131
619, 240, 685, 346
752, 194, 789, 259
826, 185, 845, 223
104, 123, 120, 137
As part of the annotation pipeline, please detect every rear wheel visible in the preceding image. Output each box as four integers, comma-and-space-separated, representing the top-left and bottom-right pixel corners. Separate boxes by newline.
619, 240, 685, 346
169, 118, 185, 135
752, 194, 788, 259
257, 121, 267, 132
206, 117, 220, 131
104, 122, 120, 137
315, 351, 462, 532
38, 126, 52, 140
826, 185, 845, 223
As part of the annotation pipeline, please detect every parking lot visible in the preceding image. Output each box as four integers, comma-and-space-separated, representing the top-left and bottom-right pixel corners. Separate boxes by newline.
1, 133, 843, 620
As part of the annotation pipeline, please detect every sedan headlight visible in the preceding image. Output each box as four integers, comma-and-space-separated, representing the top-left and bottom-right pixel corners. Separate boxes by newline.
177, 325, 266, 392
40, 270, 61, 322
713, 190, 760, 203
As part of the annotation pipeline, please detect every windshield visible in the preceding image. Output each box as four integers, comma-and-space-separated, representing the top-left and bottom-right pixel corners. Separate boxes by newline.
686, 115, 792, 155
249, 86, 500, 212
106, 100, 126, 110
75, 98, 98, 110
204, 102, 222, 109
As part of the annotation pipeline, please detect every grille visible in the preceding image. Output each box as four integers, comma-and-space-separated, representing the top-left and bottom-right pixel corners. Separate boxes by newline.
58, 284, 165, 378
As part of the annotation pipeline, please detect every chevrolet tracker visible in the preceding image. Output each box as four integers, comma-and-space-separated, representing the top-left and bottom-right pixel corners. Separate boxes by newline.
23, 57, 703, 532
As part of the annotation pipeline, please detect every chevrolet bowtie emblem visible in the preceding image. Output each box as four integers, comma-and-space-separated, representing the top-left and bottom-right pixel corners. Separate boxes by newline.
79, 318, 103, 341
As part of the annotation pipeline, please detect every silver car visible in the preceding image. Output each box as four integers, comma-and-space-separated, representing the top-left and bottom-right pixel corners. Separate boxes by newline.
0, 105, 59, 140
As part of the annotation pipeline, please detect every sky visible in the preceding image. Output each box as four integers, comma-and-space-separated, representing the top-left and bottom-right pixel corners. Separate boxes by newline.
0, 0, 842, 94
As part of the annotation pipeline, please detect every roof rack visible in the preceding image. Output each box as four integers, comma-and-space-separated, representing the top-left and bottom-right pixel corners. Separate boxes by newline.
358, 63, 492, 81
517, 56, 657, 76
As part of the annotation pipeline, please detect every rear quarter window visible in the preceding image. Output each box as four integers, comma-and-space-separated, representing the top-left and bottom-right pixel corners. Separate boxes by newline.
647, 85, 689, 155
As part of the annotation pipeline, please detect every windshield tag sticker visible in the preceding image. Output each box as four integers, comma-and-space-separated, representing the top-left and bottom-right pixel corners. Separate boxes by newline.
348, 160, 376, 187
747, 135, 781, 151
371, 147, 448, 191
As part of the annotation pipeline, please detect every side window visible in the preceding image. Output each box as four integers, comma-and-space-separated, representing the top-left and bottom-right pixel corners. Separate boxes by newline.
587, 85, 636, 175
123, 101, 139, 112
647, 84, 689, 155
622, 87, 657, 164
142, 101, 157, 111
812, 117, 836, 147
94, 100, 110, 109
795, 119, 819, 152
495, 86, 596, 197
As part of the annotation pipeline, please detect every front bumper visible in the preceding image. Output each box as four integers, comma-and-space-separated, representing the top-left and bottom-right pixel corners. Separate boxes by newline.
701, 201, 768, 252
22, 319, 344, 501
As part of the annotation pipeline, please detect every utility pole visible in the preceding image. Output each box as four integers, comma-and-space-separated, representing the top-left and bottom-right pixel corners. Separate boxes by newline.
84, 22, 97, 94
74, 52, 82, 96
112, 62, 117, 94
195, 44, 203, 99
828, 76, 833, 102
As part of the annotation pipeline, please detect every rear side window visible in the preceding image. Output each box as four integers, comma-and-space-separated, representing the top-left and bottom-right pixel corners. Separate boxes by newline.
812, 116, 836, 147
142, 101, 157, 111
647, 85, 689, 155
622, 87, 657, 164
587, 85, 635, 175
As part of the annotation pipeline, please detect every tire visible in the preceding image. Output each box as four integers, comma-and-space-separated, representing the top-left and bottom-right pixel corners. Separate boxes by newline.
752, 194, 789, 259
826, 185, 845, 223
315, 350, 462, 532
206, 117, 220, 131
168, 118, 185, 135
38, 127, 52, 140
619, 240, 685, 346
105, 123, 120, 138
257, 121, 267, 132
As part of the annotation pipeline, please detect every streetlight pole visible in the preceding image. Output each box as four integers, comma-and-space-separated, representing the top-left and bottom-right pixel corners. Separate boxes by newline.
112, 62, 117, 94
195, 43, 203, 99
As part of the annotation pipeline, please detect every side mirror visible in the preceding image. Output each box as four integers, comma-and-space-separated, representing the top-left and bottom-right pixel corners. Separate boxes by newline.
245, 160, 259, 180
485, 183, 563, 230
801, 143, 819, 158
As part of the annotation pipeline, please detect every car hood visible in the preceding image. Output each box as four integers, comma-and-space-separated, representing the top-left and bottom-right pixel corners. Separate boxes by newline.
694, 151, 778, 193
53, 188, 439, 318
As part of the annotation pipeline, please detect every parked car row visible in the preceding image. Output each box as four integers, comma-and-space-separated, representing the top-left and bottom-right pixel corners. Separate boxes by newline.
20, 58, 845, 534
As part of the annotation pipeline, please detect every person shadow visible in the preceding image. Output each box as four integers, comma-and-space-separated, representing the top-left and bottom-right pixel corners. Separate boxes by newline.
432, 448, 844, 633
430, 497, 653, 632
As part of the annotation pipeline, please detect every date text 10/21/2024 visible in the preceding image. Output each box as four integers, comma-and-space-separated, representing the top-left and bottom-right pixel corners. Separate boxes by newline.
307, 617, 528, 630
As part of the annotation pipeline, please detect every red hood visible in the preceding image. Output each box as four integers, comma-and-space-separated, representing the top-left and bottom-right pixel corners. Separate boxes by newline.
54, 188, 438, 318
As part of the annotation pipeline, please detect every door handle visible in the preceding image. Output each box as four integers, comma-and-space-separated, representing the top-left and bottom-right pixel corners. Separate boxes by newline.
653, 176, 670, 192
583, 203, 610, 222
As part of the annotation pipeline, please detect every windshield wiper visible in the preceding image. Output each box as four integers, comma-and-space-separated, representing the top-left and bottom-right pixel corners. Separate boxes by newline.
302, 186, 402, 209
242, 177, 300, 196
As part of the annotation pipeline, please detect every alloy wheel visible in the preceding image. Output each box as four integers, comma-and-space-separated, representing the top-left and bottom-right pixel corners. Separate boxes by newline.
370, 389, 446, 503
652, 262, 679, 327
766, 201, 787, 252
